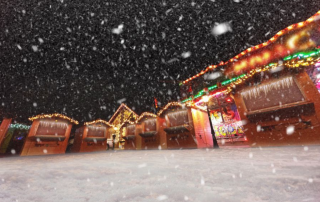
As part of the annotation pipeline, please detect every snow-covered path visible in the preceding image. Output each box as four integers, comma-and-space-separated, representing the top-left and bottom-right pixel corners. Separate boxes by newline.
1, 146, 320, 202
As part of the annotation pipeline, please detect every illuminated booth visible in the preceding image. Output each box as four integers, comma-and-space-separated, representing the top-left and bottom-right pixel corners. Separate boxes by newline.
158, 102, 214, 149
21, 114, 78, 156
135, 112, 163, 150
180, 10, 320, 147
120, 120, 138, 150
108, 103, 138, 149
71, 119, 113, 153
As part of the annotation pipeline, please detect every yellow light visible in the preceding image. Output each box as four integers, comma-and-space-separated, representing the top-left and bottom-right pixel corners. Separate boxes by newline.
202, 95, 209, 103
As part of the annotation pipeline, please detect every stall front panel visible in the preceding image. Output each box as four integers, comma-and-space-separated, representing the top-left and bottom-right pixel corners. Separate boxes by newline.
139, 118, 160, 150
72, 124, 109, 153
123, 124, 137, 150
163, 109, 197, 149
21, 118, 73, 156
234, 71, 320, 147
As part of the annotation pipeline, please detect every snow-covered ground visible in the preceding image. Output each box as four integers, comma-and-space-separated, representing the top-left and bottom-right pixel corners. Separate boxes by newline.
1, 146, 320, 202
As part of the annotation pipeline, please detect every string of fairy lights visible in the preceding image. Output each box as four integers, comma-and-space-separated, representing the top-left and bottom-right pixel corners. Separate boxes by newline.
181, 10, 320, 85
28, 113, 79, 125
181, 48, 320, 105
84, 119, 114, 127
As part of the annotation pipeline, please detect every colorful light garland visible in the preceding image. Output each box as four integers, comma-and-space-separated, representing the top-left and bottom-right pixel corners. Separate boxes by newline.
182, 48, 320, 105
181, 10, 320, 85
84, 119, 114, 127
29, 113, 79, 125
181, 74, 246, 103
9, 123, 31, 130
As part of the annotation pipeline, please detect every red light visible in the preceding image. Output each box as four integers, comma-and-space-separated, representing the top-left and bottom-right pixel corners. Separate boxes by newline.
226, 98, 233, 103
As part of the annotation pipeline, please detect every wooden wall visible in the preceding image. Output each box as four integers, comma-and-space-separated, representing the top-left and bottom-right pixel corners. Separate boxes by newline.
191, 109, 214, 149
123, 125, 137, 150
0, 118, 12, 150
139, 119, 159, 150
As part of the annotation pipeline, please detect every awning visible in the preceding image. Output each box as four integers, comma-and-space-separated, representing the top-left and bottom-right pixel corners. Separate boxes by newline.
31, 135, 66, 142
164, 125, 189, 134
139, 131, 157, 137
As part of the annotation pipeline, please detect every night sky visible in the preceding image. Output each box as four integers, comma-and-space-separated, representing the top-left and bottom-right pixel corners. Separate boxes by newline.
1, 0, 319, 123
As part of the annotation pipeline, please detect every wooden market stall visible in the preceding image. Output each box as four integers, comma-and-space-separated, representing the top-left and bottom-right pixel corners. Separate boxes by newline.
20, 113, 78, 156
135, 112, 163, 150
179, 10, 320, 147
0, 123, 30, 156
108, 103, 138, 149
71, 119, 113, 153
120, 120, 138, 150
157, 102, 214, 149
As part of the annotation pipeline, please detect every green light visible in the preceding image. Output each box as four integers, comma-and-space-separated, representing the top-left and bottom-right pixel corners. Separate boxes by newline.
9, 124, 31, 130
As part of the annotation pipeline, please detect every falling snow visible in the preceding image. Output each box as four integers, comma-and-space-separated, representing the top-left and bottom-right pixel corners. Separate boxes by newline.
0, 1, 318, 123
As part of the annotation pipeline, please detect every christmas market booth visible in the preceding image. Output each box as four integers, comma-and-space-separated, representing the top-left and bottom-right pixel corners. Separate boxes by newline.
0, 118, 30, 156
71, 119, 113, 153
20, 113, 78, 156
120, 120, 138, 150
135, 112, 163, 150
108, 103, 138, 149
180, 10, 320, 147
158, 102, 214, 149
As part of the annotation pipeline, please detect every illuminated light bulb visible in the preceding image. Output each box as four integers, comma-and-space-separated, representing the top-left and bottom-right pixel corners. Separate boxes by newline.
307, 17, 314, 22
298, 22, 304, 27
288, 25, 294, 30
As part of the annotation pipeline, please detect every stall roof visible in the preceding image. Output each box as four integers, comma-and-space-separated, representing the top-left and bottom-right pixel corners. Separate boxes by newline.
108, 103, 138, 125
28, 113, 79, 125
136, 112, 157, 123
84, 119, 114, 127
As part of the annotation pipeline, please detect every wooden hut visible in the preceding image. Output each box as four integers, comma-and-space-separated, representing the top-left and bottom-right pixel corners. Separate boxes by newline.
157, 102, 214, 149
0, 123, 30, 156
120, 120, 138, 150
71, 119, 113, 153
179, 10, 320, 147
135, 112, 163, 150
20, 113, 78, 156
108, 103, 138, 149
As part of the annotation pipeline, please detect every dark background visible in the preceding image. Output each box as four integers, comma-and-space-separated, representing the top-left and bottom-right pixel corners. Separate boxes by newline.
0, 0, 319, 123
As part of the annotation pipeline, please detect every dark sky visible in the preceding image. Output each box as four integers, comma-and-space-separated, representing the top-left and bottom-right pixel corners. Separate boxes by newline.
0, 0, 319, 123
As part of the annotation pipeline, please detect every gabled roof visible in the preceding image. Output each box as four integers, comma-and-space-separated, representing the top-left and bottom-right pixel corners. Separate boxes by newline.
136, 112, 157, 123
84, 119, 114, 127
157, 102, 184, 117
108, 103, 138, 125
